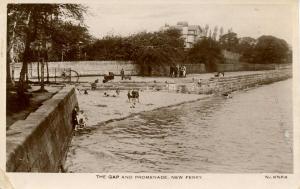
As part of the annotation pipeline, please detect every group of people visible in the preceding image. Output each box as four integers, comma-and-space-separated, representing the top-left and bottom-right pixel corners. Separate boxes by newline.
77, 88, 89, 95
104, 89, 120, 97
170, 65, 187, 78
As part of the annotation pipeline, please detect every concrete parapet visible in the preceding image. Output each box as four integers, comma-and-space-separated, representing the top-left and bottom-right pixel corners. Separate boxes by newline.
6, 87, 78, 172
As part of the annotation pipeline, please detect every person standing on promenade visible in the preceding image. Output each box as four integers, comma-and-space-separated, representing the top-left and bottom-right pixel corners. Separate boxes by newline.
120, 68, 125, 80
170, 66, 174, 77
183, 65, 187, 77
176, 64, 180, 78
180, 65, 184, 77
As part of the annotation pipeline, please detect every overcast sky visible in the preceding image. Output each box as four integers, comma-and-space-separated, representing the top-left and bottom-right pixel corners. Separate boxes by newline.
83, 2, 294, 44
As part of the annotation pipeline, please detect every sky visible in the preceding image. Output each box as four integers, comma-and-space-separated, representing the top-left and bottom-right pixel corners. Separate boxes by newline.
83, 1, 295, 45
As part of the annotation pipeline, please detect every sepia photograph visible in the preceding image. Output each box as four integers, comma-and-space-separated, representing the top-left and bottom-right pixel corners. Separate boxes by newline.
2, 0, 298, 185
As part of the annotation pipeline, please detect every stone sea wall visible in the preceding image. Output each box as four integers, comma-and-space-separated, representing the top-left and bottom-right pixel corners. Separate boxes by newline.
175, 69, 292, 94
86, 69, 292, 94
6, 87, 78, 172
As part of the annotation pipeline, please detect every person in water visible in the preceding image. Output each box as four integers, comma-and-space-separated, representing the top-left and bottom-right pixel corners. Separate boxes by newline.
75, 110, 88, 131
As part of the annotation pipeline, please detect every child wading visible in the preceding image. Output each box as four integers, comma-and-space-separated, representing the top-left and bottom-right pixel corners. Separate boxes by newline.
74, 110, 88, 131
127, 89, 140, 108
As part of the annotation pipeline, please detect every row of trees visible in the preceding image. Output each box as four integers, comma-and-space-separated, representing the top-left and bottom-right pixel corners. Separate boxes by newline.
218, 32, 292, 64
7, 4, 89, 106
83, 29, 185, 75
189, 33, 292, 66
83, 30, 291, 68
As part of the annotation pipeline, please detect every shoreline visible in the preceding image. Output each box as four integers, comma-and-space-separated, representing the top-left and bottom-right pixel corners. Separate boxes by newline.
85, 94, 213, 130
74, 90, 209, 129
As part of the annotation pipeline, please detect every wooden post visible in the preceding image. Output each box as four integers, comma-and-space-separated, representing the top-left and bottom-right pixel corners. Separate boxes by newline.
54, 68, 56, 83
40, 58, 45, 90
37, 61, 40, 82
46, 62, 49, 83
69, 68, 71, 83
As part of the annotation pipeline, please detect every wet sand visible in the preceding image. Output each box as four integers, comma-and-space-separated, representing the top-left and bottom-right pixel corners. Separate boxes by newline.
75, 89, 209, 128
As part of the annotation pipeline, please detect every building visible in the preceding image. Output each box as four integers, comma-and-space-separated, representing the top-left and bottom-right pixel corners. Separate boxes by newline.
160, 21, 205, 49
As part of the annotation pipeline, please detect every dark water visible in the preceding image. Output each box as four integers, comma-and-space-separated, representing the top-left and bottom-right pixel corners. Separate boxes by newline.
66, 79, 293, 173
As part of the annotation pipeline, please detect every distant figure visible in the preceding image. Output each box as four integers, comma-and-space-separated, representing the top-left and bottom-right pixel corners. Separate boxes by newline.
95, 79, 99, 83
170, 66, 174, 77
127, 89, 140, 103
176, 65, 180, 77
116, 88, 120, 96
76, 88, 81, 94
132, 90, 140, 103
130, 102, 136, 108
103, 72, 115, 83
222, 92, 232, 98
84, 89, 88, 95
197, 79, 202, 87
182, 66, 187, 77
127, 90, 132, 102
179, 66, 184, 77
174, 67, 178, 78
120, 68, 125, 80
61, 71, 66, 78
72, 106, 79, 130
91, 82, 97, 90
215, 72, 225, 77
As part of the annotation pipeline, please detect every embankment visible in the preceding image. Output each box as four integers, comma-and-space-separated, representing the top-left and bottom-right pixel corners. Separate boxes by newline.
83, 69, 292, 94
190, 69, 292, 94
6, 87, 78, 172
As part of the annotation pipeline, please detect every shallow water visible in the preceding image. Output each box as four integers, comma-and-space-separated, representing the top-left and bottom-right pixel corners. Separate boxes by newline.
66, 79, 293, 173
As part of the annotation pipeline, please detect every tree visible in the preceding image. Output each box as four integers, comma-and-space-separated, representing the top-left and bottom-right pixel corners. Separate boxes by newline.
7, 4, 87, 105
237, 37, 256, 63
85, 35, 131, 61
253, 35, 289, 64
219, 31, 239, 52
187, 37, 224, 72
50, 21, 92, 61
129, 28, 185, 75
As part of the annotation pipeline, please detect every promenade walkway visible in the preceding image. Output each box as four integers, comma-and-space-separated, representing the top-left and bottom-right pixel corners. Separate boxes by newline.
77, 71, 267, 83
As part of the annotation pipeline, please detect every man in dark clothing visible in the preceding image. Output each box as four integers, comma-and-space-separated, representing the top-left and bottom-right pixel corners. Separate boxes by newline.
72, 107, 79, 130
120, 68, 125, 80
170, 66, 174, 77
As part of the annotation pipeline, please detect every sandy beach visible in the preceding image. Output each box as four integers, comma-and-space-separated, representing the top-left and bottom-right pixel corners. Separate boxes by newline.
75, 89, 209, 128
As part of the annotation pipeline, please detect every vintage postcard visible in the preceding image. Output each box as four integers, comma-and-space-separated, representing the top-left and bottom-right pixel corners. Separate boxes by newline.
0, 0, 299, 188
